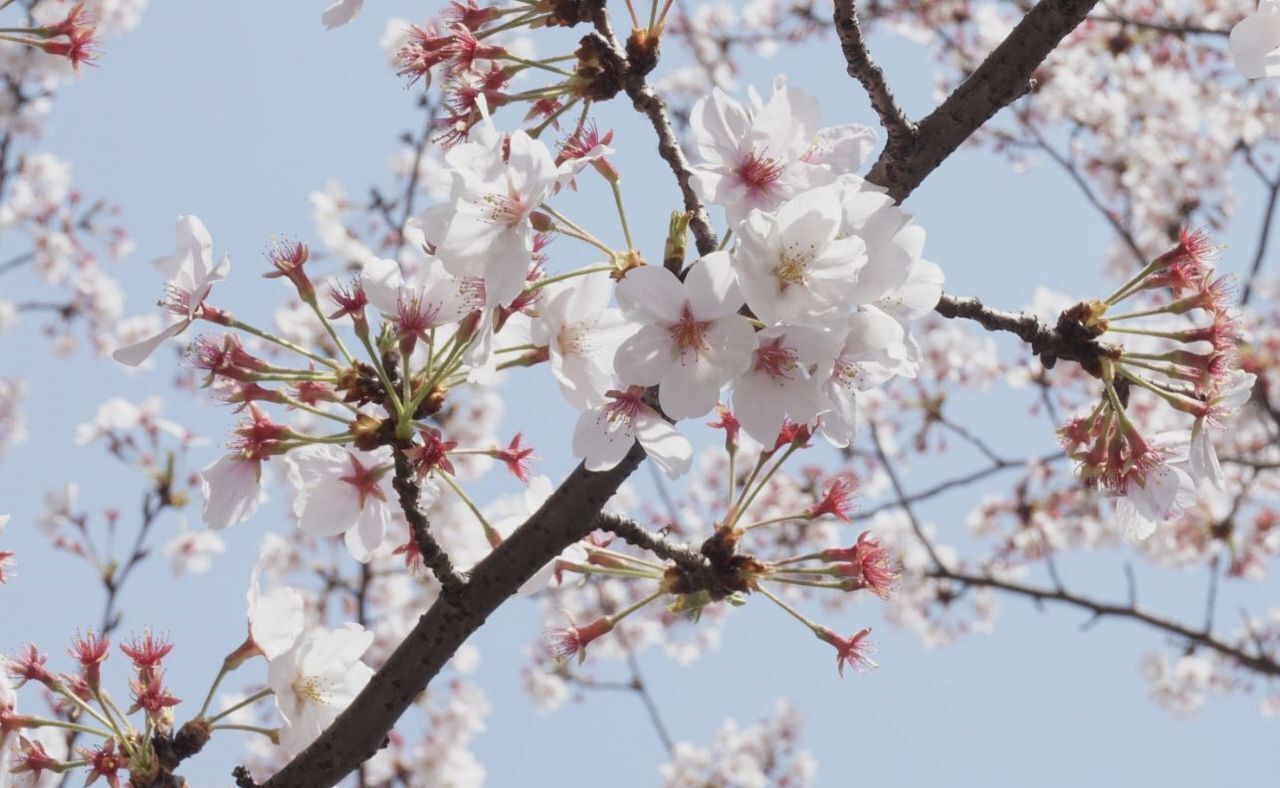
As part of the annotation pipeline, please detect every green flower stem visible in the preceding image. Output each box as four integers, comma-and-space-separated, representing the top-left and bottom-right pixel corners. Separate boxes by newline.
227, 317, 339, 369
205, 687, 274, 725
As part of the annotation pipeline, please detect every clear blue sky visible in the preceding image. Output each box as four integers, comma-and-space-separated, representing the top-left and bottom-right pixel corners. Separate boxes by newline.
1, 2, 1275, 786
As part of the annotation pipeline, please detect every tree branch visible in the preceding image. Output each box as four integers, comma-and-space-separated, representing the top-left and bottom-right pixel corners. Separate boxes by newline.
929, 566, 1280, 677
390, 446, 467, 595
934, 291, 1112, 373
260, 445, 647, 788
587, 15, 719, 256
866, 0, 1102, 202
833, 0, 916, 152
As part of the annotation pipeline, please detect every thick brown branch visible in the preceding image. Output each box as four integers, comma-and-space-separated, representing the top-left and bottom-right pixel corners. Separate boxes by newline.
833, 0, 916, 151
262, 445, 648, 788
929, 567, 1280, 677
390, 447, 467, 595
866, 0, 1102, 202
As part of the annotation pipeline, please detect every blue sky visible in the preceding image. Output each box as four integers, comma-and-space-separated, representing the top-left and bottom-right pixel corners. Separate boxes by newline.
1, 2, 1276, 786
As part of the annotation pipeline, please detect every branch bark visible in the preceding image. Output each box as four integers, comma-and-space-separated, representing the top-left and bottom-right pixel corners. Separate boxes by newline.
833, 0, 916, 153
260, 445, 647, 788
934, 291, 1111, 373
865, 0, 1102, 202
390, 445, 467, 595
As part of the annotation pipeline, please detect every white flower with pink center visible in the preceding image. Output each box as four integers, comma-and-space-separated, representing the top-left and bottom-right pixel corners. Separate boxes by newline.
689, 77, 875, 227
284, 444, 401, 562
430, 129, 559, 307
112, 215, 230, 367
530, 272, 627, 411
734, 185, 867, 328
572, 385, 692, 478
613, 253, 755, 420
732, 325, 842, 445
819, 310, 911, 448
360, 256, 479, 338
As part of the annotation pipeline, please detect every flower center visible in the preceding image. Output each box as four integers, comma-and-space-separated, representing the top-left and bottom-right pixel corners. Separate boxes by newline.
482, 191, 526, 228
559, 321, 596, 358
603, 388, 644, 426
737, 148, 785, 194
752, 337, 798, 381
832, 357, 867, 391
774, 241, 818, 288
292, 675, 330, 705
668, 306, 710, 355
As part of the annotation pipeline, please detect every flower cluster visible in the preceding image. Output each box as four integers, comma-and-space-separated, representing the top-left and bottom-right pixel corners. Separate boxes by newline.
2, 629, 182, 787
1055, 230, 1256, 537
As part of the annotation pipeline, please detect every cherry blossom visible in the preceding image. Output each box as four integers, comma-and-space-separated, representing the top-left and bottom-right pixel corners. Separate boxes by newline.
733, 184, 867, 328
359, 255, 478, 338
284, 444, 399, 561
529, 272, 626, 410
246, 562, 306, 662
266, 623, 375, 756
112, 215, 229, 367
1230, 1, 1280, 79
732, 325, 841, 445
689, 77, 875, 226
428, 128, 559, 307
818, 309, 911, 447
161, 524, 226, 576
321, 0, 364, 29
613, 254, 755, 419
572, 385, 692, 478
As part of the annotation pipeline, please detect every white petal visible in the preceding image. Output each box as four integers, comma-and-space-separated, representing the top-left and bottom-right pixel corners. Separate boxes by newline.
615, 265, 684, 323
200, 455, 262, 531
634, 411, 692, 479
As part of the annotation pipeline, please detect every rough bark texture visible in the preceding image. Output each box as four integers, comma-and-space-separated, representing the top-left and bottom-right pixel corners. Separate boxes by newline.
864, 0, 1102, 202
260, 445, 647, 788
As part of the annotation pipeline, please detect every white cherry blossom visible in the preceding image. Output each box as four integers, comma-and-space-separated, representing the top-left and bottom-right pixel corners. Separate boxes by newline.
430, 129, 559, 307
284, 444, 401, 562
733, 185, 868, 327
200, 455, 263, 532
1230, 1, 1280, 79
321, 0, 364, 29
162, 523, 226, 576
818, 310, 911, 448
572, 385, 692, 478
247, 562, 306, 662
529, 272, 626, 410
360, 256, 479, 334
689, 77, 875, 226
732, 324, 842, 445
113, 215, 229, 367
267, 623, 376, 756
614, 254, 755, 419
